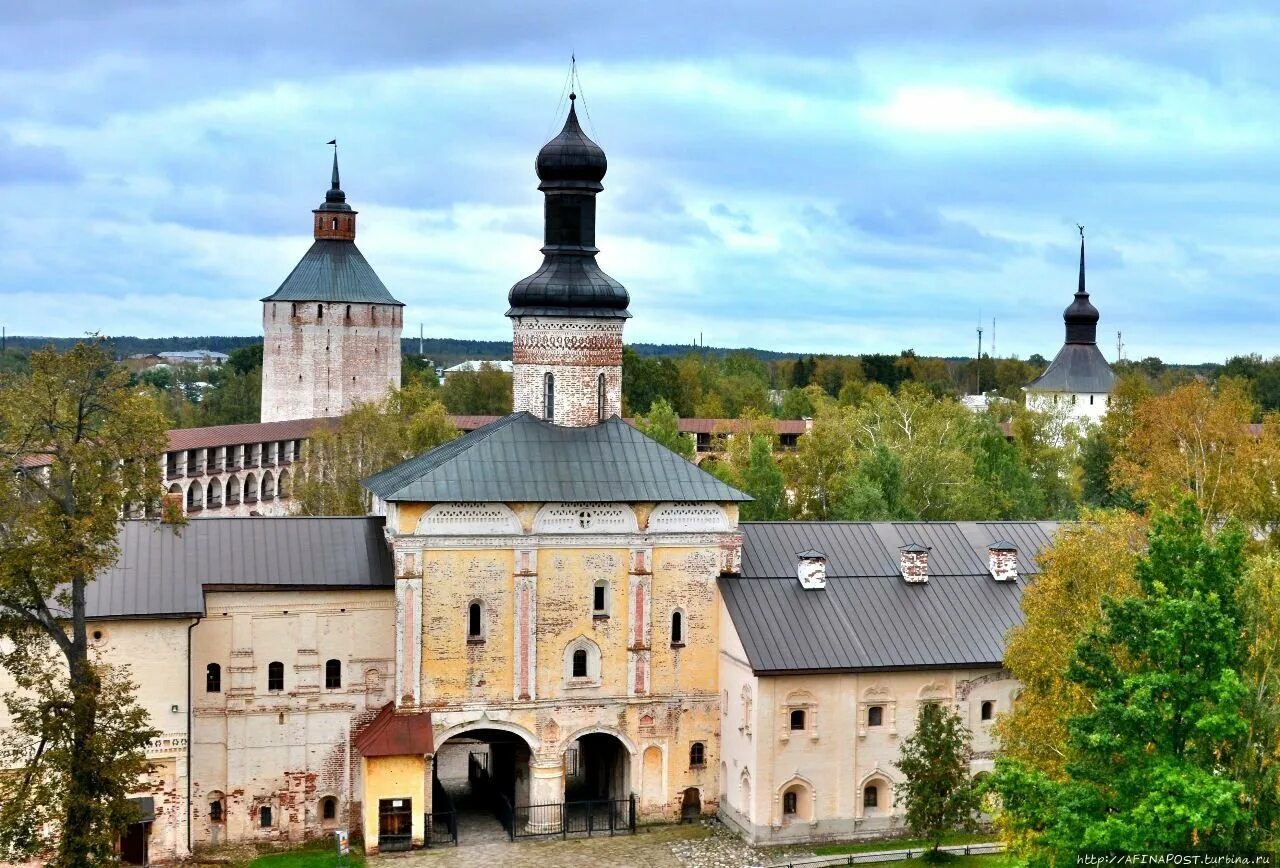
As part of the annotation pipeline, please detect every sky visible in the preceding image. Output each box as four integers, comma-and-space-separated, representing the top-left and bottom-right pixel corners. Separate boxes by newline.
4, 2, 1280, 363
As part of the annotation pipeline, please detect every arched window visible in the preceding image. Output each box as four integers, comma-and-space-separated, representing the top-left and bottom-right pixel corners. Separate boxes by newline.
467, 602, 483, 639
331, 217, 338, 230
259, 805, 272, 828
689, 741, 706, 768
321, 796, 337, 823
206, 663, 221, 693
783, 790, 798, 816
572, 649, 587, 678
867, 705, 883, 727
864, 784, 878, 808
790, 709, 806, 731
598, 372, 606, 421
291, 302, 297, 318
671, 610, 685, 646
544, 372, 555, 422
325, 659, 342, 689
209, 798, 224, 823
981, 700, 995, 721
267, 661, 284, 692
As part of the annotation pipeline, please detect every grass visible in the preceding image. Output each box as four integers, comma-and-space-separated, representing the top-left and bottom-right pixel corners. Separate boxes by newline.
808, 831, 996, 857
242, 839, 366, 868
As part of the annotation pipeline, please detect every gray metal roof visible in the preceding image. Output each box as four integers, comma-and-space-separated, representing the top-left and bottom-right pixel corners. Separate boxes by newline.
723, 520, 1062, 674
261, 239, 403, 305
83, 518, 393, 619
362, 412, 750, 504
1024, 343, 1116, 394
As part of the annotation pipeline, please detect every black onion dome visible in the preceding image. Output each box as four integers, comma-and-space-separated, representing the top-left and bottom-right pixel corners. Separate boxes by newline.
1063, 233, 1099, 344
507, 256, 630, 317
317, 151, 352, 212
535, 97, 607, 187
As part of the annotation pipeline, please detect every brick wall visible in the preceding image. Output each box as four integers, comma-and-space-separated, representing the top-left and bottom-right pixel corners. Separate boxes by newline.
512, 316, 624, 426
261, 302, 402, 423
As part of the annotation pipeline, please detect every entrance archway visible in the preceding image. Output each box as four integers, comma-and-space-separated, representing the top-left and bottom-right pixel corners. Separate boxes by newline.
565, 731, 631, 802
681, 787, 701, 821
433, 727, 534, 846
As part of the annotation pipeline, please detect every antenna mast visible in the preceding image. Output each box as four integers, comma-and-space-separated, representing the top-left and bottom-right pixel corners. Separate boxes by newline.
1116, 330, 1123, 362
976, 326, 984, 395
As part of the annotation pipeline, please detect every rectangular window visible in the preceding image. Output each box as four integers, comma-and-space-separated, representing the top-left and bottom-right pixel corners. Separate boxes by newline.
593, 584, 606, 614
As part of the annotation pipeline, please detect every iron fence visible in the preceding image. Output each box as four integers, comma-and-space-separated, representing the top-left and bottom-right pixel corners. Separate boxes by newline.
505, 794, 636, 840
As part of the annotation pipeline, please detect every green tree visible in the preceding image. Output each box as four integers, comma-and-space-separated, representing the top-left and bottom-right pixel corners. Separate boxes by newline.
994, 502, 1255, 859
440, 363, 512, 415
293, 394, 458, 515
0, 341, 170, 866
635, 398, 694, 460
738, 435, 786, 520
895, 701, 980, 858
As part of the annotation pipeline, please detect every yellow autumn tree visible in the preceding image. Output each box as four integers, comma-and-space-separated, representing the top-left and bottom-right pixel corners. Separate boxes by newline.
996, 510, 1145, 777
1111, 377, 1280, 525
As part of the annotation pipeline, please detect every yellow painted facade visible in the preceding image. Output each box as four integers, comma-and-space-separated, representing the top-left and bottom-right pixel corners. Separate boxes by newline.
360, 755, 428, 848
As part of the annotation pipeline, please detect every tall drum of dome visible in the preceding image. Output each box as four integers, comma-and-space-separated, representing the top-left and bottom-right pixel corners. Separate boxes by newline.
1023, 228, 1116, 423
508, 94, 630, 427
259, 151, 404, 423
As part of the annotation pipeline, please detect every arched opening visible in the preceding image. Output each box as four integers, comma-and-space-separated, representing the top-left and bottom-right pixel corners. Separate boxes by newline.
544, 372, 555, 422
206, 663, 221, 693
433, 726, 536, 844
681, 787, 701, 821
790, 708, 806, 731
868, 705, 884, 727
267, 661, 284, 691
225, 474, 240, 506
640, 745, 663, 808
597, 372, 606, 421
564, 730, 633, 829
739, 770, 752, 817
317, 304, 324, 320
186, 480, 202, 512
320, 795, 338, 827
467, 601, 483, 640
780, 780, 813, 825
670, 610, 685, 646
207, 477, 222, 510
572, 649, 587, 677
277, 469, 290, 498
261, 470, 275, 501
981, 700, 995, 721
861, 775, 893, 818
244, 473, 259, 503
325, 659, 341, 689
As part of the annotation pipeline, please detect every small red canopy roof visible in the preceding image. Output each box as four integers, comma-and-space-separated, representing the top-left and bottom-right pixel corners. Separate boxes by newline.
354, 702, 434, 758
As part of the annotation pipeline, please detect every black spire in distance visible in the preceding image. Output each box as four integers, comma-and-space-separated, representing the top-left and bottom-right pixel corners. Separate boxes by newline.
1063, 225, 1099, 344
319, 144, 350, 212
507, 93, 630, 319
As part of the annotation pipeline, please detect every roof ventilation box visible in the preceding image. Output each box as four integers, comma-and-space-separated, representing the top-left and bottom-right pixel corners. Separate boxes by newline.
988, 541, 1019, 582
796, 549, 827, 590
899, 543, 929, 584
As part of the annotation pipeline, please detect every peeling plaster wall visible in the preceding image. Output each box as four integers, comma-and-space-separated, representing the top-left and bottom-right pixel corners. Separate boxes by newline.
190, 589, 394, 848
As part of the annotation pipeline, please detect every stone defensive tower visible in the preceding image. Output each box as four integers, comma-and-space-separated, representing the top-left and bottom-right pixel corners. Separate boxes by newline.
507, 94, 630, 427
260, 153, 403, 423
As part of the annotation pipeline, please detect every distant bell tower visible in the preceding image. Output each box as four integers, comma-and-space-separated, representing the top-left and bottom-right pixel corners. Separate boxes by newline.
260, 150, 404, 423
507, 93, 630, 427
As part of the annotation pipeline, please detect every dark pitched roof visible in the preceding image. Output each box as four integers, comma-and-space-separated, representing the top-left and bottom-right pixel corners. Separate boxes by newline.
83, 518, 393, 619
261, 239, 403, 305
362, 412, 750, 504
722, 520, 1061, 674
1024, 342, 1116, 394
354, 702, 434, 757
